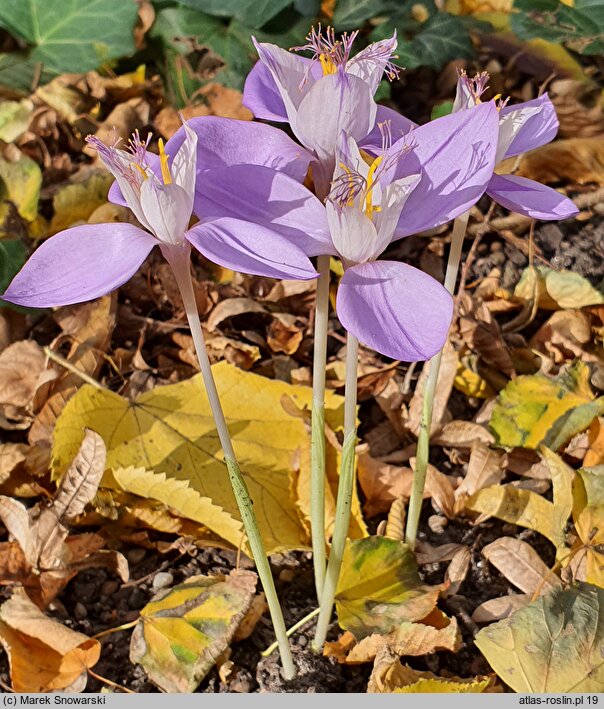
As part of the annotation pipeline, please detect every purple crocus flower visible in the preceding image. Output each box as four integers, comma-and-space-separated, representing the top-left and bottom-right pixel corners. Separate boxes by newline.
194, 103, 500, 361
452, 71, 577, 220
243, 26, 400, 197
2, 123, 317, 309
378, 70, 577, 221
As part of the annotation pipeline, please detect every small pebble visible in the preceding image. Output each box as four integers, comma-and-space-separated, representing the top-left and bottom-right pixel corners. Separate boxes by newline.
427, 515, 448, 534
101, 580, 119, 596
152, 572, 174, 591
74, 602, 88, 621
279, 569, 295, 583
127, 548, 146, 565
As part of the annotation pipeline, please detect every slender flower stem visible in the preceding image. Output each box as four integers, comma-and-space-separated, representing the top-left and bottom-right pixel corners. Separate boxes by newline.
312, 332, 358, 652
310, 255, 331, 601
405, 212, 470, 550
163, 244, 296, 681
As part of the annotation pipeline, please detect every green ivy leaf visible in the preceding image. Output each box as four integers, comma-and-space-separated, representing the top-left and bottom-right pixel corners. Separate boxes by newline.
512, 0, 604, 56
400, 13, 474, 69
333, 0, 400, 30
172, 0, 293, 29
0, 53, 53, 92
0, 240, 27, 306
0, 0, 139, 73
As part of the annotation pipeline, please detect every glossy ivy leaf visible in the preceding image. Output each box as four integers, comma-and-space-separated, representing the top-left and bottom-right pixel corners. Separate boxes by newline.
370, 11, 474, 70
333, 0, 402, 30
0, 241, 26, 307
172, 0, 293, 29
475, 583, 604, 692
0, 53, 53, 93
130, 571, 257, 692
511, 0, 604, 56
0, 0, 138, 73
335, 537, 441, 639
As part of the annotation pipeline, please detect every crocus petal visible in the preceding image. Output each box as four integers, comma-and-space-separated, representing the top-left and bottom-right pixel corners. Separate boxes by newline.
346, 33, 398, 94
495, 104, 542, 164
252, 38, 310, 133
108, 151, 160, 208
193, 164, 333, 257
171, 121, 198, 200
336, 260, 453, 361
139, 179, 191, 245
486, 174, 578, 220
499, 94, 558, 159
166, 116, 312, 183
295, 72, 376, 162
2, 224, 157, 308
326, 202, 383, 266
359, 104, 416, 153
195, 165, 333, 256
185, 219, 318, 281
394, 102, 499, 239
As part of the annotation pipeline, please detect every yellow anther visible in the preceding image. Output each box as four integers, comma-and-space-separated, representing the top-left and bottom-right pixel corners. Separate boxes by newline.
319, 53, 337, 75
158, 138, 172, 185
132, 162, 147, 180
364, 155, 383, 217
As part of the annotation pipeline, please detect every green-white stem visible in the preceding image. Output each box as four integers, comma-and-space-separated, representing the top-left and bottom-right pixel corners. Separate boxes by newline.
405, 211, 470, 550
312, 332, 358, 652
164, 244, 296, 681
310, 255, 331, 601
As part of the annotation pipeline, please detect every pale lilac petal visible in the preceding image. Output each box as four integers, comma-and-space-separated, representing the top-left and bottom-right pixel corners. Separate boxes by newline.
108, 152, 160, 208
495, 105, 542, 163
243, 57, 322, 122
336, 260, 453, 361
185, 219, 318, 281
2, 224, 157, 308
295, 72, 376, 162
171, 121, 198, 197
346, 33, 398, 94
166, 116, 312, 183
486, 174, 578, 220
139, 179, 191, 245
193, 164, 333, 257
359, 104, 416, 152
499, 94, 559, 159
326, 202, 381, 266
394, 102, 499, 239
252, 39, 310, 139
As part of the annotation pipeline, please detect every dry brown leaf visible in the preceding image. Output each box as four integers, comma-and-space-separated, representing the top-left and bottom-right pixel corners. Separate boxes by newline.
206, 297, 267, 332
345, 616, 461, 663
266, 313, 303, 355
504, 137, 604, 186
0, 443, 27, 485
384, 497, 406, 541
454, 443, 505, 513
232, 593, 267, 642
585, 417, 604, 466
531, 310, 595, 364
84, 97, 150, 159
443, 547, 472, 597
415, 541, 469, 565
29, 295, 116, 446
357, 453, 414, 517
459, 303, 515, 379
482, 537, 561, 596
550, 79, 604, 140
198, 83, 253, 121
432, 420, 495, 448
0, 340, 46, 429
410, 459, 456, 519
0, 589, 100, 691
471, 594, 531, 623
407, 342, 458, 435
